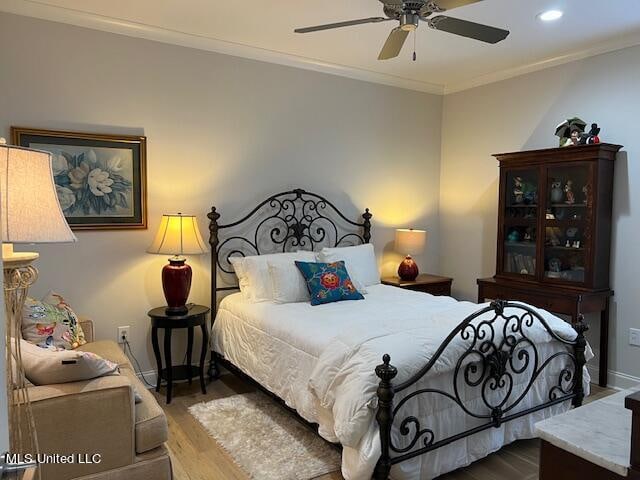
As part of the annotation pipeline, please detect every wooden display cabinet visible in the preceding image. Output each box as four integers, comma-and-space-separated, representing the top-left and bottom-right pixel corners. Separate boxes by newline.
478, 143, 622, 387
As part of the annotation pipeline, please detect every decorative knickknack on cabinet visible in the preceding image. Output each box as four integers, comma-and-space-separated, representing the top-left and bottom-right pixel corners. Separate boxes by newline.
478, 143, 622, 388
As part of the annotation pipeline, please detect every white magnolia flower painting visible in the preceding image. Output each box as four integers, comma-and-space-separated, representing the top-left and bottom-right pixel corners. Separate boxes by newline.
33, 144, 134, 217
14, 127, 147, 230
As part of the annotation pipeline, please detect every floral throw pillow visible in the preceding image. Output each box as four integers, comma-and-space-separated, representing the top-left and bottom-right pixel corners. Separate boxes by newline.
22, 291, 86, 350
295, 261, 364, 306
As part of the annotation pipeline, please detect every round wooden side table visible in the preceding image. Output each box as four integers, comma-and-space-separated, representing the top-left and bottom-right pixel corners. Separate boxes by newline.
147, 304, 210, 404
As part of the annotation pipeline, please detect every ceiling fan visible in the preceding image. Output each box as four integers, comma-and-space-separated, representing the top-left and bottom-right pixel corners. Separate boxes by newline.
294, 0, 510, 60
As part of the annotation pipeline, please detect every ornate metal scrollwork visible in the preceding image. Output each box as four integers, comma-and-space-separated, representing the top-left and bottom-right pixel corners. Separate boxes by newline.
207, 188, 372, 380
374, 301, 589, 469
3, 265, 38, 291
210, 189, 372, 275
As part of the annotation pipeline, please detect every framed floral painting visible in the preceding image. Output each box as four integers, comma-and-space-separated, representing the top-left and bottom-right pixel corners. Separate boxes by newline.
11, 127, 147, 230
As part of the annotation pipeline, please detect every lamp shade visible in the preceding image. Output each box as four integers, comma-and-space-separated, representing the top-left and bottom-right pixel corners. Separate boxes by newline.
395, 229, 426, 256
147, 214, 209, 256
0, 144, 77, 244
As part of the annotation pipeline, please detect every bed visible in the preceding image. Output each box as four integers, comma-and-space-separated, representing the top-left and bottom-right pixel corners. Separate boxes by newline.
207, 189, 592, 480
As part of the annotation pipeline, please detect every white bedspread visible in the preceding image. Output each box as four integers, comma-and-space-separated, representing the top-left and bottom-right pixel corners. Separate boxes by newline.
212, 285, 592, 479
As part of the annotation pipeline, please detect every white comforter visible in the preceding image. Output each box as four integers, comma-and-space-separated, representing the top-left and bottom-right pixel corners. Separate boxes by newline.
212, 285, 592, 479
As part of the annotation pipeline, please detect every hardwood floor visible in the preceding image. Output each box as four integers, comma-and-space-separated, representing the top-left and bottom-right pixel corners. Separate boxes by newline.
153, 377, 614, 480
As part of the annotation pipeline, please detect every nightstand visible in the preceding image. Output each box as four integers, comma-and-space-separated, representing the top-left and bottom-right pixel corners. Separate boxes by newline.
382, 274, 453, 296
148, 304, 210, 404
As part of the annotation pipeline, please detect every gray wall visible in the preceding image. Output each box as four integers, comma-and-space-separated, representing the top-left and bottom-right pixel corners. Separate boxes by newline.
0, 13, 443, 373
441, 45, 640, 385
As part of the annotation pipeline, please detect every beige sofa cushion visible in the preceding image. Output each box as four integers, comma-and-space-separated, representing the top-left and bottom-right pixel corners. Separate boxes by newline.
79, 341, 168, 454
120, 367, 168, 453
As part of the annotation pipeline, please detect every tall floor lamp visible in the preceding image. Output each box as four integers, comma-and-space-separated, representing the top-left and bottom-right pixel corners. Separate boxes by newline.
1, 141, 77, 467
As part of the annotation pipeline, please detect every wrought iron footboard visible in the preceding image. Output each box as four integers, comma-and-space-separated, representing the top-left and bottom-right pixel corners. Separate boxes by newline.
373, 300, 588, 480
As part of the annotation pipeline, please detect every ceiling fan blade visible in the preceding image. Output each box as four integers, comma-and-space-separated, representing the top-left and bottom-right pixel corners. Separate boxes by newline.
429, 15, 509, 44
432, 0, 484, 11
378, 0, 404, 5
378, 27, 409, 60
295, 17, 390, 33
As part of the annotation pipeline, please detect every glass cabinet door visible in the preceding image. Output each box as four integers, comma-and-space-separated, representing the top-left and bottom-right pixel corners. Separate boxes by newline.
503, 168, 538, 277
543, 164, 591, 284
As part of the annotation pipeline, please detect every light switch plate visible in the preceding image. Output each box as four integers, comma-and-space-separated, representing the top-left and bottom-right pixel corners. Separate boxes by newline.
630, 328, 640, 347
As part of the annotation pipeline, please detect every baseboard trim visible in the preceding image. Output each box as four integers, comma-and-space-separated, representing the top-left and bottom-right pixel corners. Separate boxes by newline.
587, 364, 640, 390
136, 367, 224, 390
137, 369, 158, 389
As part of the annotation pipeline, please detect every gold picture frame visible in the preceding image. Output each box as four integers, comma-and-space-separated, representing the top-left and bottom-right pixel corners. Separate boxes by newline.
12, 127, 147, 230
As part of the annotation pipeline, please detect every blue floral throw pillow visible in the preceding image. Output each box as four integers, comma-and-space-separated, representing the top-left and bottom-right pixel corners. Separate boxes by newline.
295, 261, 364, 306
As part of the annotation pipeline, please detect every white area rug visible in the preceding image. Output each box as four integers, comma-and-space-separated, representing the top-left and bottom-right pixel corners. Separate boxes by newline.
189, 391, 341, 479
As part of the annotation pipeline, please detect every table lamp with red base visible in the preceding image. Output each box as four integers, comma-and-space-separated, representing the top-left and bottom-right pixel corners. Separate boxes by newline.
147, 214, 209, 316
395, 228, 427, 281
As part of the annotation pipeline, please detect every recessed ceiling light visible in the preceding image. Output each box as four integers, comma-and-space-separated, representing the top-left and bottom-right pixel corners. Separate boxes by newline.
538, 10, 564, 22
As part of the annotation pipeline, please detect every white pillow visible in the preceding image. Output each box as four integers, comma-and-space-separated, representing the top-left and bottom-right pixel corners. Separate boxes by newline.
268, 261, 310, 304
319, 244, 380, 287
229, 256, 250, 297
20, 339, 119, 385
230, 251, 316, 302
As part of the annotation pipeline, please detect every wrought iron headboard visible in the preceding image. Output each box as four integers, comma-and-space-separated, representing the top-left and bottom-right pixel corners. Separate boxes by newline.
207, 188, 372, 316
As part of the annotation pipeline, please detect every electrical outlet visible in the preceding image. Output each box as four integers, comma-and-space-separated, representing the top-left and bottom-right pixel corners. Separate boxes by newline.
117, 326, 130, 344
630, 328, 640, 347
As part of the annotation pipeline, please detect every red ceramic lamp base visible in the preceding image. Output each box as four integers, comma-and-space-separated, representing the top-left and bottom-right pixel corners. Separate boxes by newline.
398, 255, 419, 281
162, 257, 192, 316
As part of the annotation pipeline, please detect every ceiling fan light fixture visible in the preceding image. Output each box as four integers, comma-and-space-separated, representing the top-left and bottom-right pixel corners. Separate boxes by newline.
537, 10, 563, 22
295, 0, 510, 61
400, 13, 419, 31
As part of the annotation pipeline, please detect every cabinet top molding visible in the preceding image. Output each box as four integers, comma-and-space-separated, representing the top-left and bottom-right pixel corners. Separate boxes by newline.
494, 143, 623, 164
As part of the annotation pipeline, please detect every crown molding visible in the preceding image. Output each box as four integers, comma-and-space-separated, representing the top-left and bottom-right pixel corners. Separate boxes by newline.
3, 0, 640, 97
444, 30, 640, 94
0, 0, 445, 95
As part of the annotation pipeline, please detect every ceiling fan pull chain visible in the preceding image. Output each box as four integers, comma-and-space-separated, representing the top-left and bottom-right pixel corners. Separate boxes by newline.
413, 29, 417, 61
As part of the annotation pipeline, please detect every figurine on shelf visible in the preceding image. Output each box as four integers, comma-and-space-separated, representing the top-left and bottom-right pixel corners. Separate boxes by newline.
564, 180, 575, 204
546, 227, 562, 246
566, 227, 579, 246
548, 258, 562, 278
582, 184, 589, 204
555, 118, 602, 146
513, 177, 537, 204
586, 123, 601, 144
555, 117, 587, 147
513, 176, 524, 204
550, 180, 564, 203
507, 229, 521, 243
569, 128, 583, 146
524, 227, 533, 242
